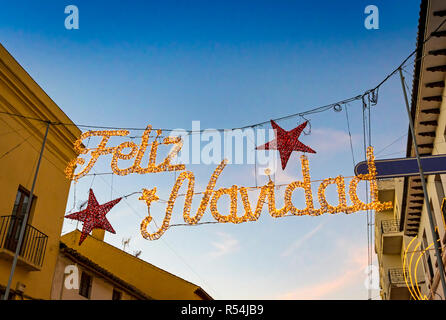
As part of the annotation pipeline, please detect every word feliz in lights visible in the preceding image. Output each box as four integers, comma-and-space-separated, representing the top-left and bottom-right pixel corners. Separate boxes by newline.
64, 125, 185, 181
65, 126, 393, 240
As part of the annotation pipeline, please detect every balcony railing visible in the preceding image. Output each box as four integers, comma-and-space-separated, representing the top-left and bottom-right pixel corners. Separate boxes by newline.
381, 219, 400, 234
0, 215, 48, 268
388, 268, 409, 286
386, 268, 413, 300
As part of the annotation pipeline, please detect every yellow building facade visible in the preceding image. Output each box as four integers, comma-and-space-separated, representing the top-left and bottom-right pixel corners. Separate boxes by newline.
59, 230, 212, 300
0, 43, 81, 299
375, 0, 446, 300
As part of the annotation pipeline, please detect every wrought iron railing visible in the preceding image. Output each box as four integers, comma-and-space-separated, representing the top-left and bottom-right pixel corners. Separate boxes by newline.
0, 215, 48, 268
381, 219, 400, 234
388, 268, 409, 286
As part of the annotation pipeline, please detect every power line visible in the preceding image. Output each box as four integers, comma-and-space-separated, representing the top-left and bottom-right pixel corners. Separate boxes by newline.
1, 12, 444, 134
0, 93, 372, 133
376, 150, 406, 158
362, 98, 371, 300
0, 16, 444, 134
344, 104, 356, 168
0, 133, 34, 160
0, 95, 367, 131
0, 120, 47, 161
375, 133, 408, 157
2, 14, 445, 301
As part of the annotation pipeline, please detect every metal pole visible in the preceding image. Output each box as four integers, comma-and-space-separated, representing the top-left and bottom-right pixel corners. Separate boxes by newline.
3, 121, 51, 300
399, 68, 446, 299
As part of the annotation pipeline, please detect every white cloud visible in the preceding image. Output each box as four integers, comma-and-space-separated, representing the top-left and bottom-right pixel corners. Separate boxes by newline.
209, 232, 240, 258
281, 222, 325, 257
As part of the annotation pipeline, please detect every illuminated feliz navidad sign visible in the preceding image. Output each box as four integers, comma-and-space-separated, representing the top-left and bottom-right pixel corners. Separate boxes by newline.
64, 121, 393, 242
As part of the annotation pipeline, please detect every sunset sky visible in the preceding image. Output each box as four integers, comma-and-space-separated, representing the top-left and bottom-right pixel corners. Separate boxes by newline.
0, 0, 421, 299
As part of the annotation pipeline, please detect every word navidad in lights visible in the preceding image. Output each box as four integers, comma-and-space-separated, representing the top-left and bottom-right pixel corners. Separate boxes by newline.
65, 125, 393, 241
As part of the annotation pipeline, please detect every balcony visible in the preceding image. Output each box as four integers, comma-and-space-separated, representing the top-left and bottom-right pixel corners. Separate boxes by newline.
381, 220, 403, 255
387, 268, 412, 300
0, 215, 48, 271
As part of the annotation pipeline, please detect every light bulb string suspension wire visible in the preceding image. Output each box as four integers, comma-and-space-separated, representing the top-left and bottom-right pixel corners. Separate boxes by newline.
70, 173, 359, 200
0, 90, 376, 133
361, 91, 372, 300
65, 173, 365, 226
0, 14, 440, 133
64, 187, 346, 228
0, 17, 445, 133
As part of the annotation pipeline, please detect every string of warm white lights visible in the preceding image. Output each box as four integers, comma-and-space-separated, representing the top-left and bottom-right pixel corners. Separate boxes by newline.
63, 147, 391, 235
69, 173, 361, 202
64, 125, 186, 181
136, 147, 393, 240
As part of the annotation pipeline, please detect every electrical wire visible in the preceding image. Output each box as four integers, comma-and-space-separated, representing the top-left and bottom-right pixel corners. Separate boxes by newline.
3, 14, 445, 301
344, 104, 356, 168
0, 20, 437, 134
374, 133, 408, 157
0, 17, 444, 134
0, 133, 34, 160
0, 13, 446, 134
0, 94, 371, 133
362, 100, 371, 300
367, 97, 374, 301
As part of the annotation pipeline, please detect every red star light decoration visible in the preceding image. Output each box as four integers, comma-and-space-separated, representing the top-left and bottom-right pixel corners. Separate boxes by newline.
256, 120, 316, 170
65, 189, 122, 245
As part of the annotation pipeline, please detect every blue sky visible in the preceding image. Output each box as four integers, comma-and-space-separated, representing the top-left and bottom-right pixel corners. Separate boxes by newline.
0, 1, 421, 299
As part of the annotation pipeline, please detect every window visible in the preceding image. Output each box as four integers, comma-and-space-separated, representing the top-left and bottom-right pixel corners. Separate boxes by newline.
5, 186, 36, 252
79, 272, 92, 299
112, 289, 122, 300
11, 185, 36, 218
